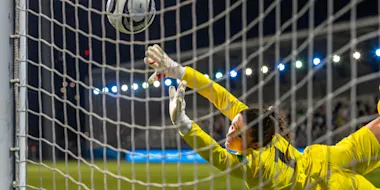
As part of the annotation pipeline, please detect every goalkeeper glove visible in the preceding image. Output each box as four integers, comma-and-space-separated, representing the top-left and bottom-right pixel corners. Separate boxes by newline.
169, 80, 191, 134
144, 44, 185, 84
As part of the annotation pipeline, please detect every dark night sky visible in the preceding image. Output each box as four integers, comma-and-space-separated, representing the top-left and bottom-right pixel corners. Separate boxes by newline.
28, 0, 379, 68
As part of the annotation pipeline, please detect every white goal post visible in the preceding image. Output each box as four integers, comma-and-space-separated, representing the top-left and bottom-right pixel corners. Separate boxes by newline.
0, 0, 15, 189
13, 0, 380, 190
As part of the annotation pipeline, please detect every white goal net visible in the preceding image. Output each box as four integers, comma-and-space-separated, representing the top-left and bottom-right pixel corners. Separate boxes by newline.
14, 0, 380, 189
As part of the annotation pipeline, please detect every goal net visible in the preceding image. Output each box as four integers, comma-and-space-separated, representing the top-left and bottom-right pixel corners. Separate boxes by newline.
14, 0, 380, 189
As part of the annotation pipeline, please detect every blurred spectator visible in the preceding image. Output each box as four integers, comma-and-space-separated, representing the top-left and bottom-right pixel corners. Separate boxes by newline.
213, 114, 225, 141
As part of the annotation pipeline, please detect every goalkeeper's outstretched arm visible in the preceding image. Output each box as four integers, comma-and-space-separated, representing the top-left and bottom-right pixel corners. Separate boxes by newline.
181, 66, 248, 121
168, 80, 258, 180
145, 44, 248, 121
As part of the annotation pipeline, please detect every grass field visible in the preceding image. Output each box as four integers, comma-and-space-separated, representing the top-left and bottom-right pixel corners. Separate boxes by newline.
27, 161, 380, 190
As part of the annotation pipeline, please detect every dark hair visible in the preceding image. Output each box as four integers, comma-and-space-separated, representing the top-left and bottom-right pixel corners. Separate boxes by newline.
241, 107, 290, 148
241, 107, 295, 166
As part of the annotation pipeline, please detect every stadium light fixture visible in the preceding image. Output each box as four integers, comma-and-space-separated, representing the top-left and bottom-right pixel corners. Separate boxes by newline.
353, 52, 361, 59
313, 58, 321, 66
278, 63, 285, 71
153, 81, 160, 88
132, 83, 139, 90
121, 84, 128, 92
376, 49, 380, 57
84, 49, 90, 57
245, 68, 252, 76
230, 70, 237, 78
295, 61, 303, 68
176, 79, 180, 84
215, 72, 223, 79
102, 87, 109, 93
93, 88, 100, 95
332, 55, 340, 63
204, 74, 210, 79
164, 79, 172, 86
142, 82, 149, 89
111, 86, 118, 93
261, 66, 269, 74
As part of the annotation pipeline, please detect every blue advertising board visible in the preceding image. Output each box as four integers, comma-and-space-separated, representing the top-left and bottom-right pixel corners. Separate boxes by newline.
125, 149, 208, 163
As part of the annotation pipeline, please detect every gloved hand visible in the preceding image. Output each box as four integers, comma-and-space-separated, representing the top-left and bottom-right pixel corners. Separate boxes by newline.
169, 80, 191, 133
144, 44, 185, 84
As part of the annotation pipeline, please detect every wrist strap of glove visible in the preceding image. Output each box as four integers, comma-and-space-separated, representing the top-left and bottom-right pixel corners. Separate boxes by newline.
176, 114, 192, 134
168, 60, 185, 79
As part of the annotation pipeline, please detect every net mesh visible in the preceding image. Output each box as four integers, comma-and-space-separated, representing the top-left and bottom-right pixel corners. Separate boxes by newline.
15, 0, 380, 189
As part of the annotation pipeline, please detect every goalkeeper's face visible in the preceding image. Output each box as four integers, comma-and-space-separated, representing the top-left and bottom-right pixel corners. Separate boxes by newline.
225, 113, 254, 152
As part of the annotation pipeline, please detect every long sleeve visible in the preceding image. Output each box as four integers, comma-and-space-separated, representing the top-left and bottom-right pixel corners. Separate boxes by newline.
181, 66, 249, 121
180, 121, 257, 179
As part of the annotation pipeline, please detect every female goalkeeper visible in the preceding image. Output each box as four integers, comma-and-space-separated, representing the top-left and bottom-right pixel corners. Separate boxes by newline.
145, 45, 380, 189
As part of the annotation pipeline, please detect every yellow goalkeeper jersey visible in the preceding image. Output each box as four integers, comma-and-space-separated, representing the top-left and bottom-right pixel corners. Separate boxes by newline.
179, 67, 380, 189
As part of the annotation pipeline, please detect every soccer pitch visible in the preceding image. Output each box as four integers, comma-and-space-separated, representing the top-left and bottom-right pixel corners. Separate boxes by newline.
27, 161, 380, 189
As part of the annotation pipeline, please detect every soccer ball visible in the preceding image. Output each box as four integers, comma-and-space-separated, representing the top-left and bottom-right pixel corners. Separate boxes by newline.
106, 0, 156, 34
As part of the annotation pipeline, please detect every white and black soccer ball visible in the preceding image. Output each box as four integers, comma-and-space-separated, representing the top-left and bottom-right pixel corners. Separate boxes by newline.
106, 0, 156, 34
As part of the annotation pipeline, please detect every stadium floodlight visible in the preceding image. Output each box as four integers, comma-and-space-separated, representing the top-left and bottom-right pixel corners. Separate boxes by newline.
121, 84, 128, 92
93, 88, 100, 95
102, 87, 109, 93
176, 79, 180, 84
333, 55, 340, 63
153, 80, 160, 88
142, 82, 149, 89
164, 79, 172, 86
111, 86, 118, 93
132, 83, 139, 90
353, 51, 361, 59
295, 60, 303, 68
313, 58, 321, 66
230, 70, 237, 78
204, 74, 210, 79
376, 49, 380, 57
261, 66, 269, 74
278, 63, 285, 71
245, 68, 252, 76
215, 72, 223, 79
